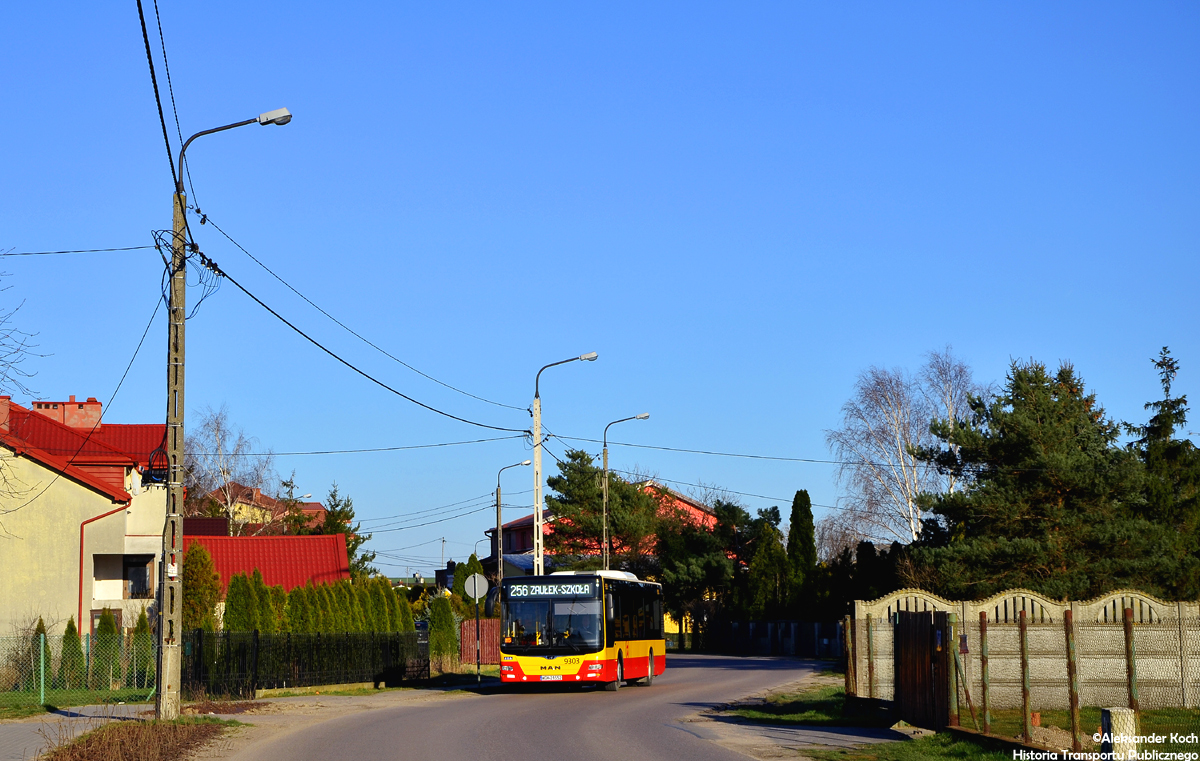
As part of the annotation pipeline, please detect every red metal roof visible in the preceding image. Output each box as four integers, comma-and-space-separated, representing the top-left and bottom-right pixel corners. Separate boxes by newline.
183, 534, 351, 593
0, 402, 132, 503
90, 424, 165, 467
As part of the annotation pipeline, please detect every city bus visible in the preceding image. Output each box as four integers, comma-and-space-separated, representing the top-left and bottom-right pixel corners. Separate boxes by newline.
498, 570, 665, 690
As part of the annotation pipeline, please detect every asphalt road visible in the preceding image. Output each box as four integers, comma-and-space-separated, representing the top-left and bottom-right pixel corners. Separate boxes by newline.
226, 655, 821, 761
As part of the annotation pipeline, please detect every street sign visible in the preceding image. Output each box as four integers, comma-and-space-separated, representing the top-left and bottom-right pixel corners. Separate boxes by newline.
464, 573, 489, 602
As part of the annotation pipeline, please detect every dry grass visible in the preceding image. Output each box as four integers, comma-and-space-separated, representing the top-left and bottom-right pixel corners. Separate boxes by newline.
40, 716, 235, 761
180, 699, 265, 716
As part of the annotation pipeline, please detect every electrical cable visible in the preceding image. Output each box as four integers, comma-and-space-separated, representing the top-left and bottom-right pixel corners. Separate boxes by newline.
192, 253, 527, 433
202, 434, 525, 458
0, 296, 162, 522
194, 210, 525, 412
135, 0, 178, 191
1, 247, 156, 257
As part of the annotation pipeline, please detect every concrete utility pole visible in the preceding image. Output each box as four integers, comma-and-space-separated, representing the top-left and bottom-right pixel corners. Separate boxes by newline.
496, 460, 530, 583
532, 353, 597, 576
156, 108, 291, 720
602, 413, 648, 570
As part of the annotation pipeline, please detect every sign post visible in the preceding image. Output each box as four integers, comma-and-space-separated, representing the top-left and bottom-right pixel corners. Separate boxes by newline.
464, 573, 489, 683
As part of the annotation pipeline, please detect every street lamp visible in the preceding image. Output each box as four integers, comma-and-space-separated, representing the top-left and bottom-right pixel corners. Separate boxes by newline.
532, 352, 597, 576
158, 108, 291, 722
602, 413, 649, 570
495, 459, 531, 583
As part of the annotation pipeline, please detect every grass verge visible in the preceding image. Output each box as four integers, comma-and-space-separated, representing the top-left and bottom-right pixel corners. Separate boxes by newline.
979, 706, 1200, 754
730, 683, 890, 728
41, 716, 240, 761
805, 732, 1011, 760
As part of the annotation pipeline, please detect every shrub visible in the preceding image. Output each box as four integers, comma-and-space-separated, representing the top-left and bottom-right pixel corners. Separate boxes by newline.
182, 543, 221, 632
57, 616, 85, 690
90, 608, 122, 689
428, 594, 458, 671
128, 608, 153, 688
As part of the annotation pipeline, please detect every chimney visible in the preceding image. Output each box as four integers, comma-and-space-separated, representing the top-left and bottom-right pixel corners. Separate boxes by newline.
0, 396, 9, 432
63, 397, 102, 429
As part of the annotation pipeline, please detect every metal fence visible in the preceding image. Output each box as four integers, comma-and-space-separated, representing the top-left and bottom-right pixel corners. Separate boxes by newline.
0, 633, 157, 709
181, 630, 429, 697
705, 620, 844, 658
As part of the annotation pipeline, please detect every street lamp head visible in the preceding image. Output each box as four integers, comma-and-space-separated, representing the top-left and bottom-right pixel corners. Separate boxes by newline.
635, 413, 649, 420
258, 107, 292, 126
521, 460, 532, 466
579, 352, 598, 362
299, 493, 312, 499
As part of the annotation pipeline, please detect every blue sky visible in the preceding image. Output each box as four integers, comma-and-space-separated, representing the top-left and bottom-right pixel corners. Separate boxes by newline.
3, 3, 1198, 574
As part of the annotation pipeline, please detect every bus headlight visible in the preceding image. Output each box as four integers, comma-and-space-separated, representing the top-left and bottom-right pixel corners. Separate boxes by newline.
501, 665, 514, 672
587, 663, 603, 671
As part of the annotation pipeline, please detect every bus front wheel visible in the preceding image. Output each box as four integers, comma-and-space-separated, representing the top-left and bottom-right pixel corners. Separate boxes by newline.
605, 654, 623, 691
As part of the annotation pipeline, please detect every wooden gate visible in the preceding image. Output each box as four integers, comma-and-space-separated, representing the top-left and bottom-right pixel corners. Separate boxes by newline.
892, 610, 950, 730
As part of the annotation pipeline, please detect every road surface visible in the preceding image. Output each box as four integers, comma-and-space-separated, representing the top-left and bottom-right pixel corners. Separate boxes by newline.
224, 655, 824, 761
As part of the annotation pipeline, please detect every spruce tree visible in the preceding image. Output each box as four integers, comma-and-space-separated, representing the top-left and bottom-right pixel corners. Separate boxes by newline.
914, 360, 1170, 600
321, 483, 377, 576
1127, 348, 1200, 599
786, 490, 817, 609
182, 542, 221, 632
57, 616, 85, 690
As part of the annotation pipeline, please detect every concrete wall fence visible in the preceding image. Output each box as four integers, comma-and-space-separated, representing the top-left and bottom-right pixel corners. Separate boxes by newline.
851, 588, 1200, 710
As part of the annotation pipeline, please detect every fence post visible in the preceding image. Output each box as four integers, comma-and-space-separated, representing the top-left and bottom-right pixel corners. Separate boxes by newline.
980, 612, 990, 735
866, 614, 875, 699
1019, 609, 1032, 744
39, 632, 45, 705
843, 614, 856, 697
1123, 607, 1140, 714
947, 613, 959, 726
1064, 610, 1081, 752
251, 630, 260, 699
1178, 601, 1193, 709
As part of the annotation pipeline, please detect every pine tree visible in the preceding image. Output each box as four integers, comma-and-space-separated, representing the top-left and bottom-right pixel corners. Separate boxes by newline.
57, 616, 85, 690
786, 489, 817, 610
182, 542, 221, 632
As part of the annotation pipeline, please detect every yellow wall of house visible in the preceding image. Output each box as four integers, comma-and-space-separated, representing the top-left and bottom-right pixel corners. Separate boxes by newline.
0, 450, 166, 636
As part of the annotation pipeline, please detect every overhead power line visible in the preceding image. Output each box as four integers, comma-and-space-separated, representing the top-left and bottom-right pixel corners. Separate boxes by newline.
195, 210, 525, 412
202, 434, 525, 457
193, 253, 527, 434
0, 296, 162, 523
1, 246, 156, 257
135, 0, 178, 190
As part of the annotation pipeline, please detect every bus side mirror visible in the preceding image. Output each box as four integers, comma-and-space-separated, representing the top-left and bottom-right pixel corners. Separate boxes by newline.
484, 587, 499, 618
606, 594, 614, 622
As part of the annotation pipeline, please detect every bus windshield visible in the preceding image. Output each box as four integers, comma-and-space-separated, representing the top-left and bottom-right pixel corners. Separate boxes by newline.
502, 599, 602, 653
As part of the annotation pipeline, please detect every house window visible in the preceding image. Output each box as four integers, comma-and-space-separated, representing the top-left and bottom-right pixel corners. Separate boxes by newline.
90, 608, 123, 636
124, 555, 155, 599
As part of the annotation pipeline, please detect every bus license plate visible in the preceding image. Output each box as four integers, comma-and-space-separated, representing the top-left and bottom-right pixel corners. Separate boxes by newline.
540, 675, 563, 681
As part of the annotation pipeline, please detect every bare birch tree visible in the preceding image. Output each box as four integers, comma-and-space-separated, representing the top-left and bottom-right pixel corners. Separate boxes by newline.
184, 405, 278, 535
823, 347, 984, 545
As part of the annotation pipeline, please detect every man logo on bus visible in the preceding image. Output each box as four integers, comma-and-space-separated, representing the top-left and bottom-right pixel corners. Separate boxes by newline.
540, 665, 561, 671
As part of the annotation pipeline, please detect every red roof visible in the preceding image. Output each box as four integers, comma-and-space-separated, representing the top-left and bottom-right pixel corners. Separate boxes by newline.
90, 424, 165, 468
0, 401, 133, 503
184, 534, 351, 593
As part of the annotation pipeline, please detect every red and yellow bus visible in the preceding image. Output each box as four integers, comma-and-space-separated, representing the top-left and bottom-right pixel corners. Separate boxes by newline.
499, 570, 665, 690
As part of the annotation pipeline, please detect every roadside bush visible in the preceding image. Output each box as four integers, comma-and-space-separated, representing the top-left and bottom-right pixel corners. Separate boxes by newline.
56, 616, 85, 689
